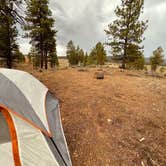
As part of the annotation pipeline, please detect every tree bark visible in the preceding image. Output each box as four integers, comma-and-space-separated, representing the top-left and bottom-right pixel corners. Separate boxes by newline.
6, 50, 12, 69
40, 38, 44, 69
122, 37, 127, 69
6, 21, 12, 69
40, 50, 44, 69
44, 50, 48, 70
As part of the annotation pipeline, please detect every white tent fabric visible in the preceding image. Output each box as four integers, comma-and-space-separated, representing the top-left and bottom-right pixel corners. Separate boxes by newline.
0, 143, 14, 166
0, 68, 50, 132
10, 112, 59, 166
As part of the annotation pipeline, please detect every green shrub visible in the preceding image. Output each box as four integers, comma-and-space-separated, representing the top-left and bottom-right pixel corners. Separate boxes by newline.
127, 55, 145, 70
150, 47, 164, 72
160, 67, 165, 74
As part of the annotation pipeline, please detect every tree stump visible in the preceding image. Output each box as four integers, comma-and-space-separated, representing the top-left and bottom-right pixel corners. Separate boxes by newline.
95, 71, 104, 79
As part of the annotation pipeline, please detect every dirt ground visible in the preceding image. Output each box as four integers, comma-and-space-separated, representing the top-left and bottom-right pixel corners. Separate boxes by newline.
24, 67, 166, 166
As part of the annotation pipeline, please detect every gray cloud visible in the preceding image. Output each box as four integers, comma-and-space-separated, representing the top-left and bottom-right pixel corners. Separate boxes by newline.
145, 0, 165, 8
19, 0, 166, 58
143, 0, 166, 56
49, 0, 119, 56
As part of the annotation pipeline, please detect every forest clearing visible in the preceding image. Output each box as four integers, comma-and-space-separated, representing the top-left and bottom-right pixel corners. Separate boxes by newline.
19, 64, 166, 166
1, 0, 166, 165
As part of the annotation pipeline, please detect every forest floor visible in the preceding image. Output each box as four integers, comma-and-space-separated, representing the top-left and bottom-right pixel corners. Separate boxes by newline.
20, 65, 166, 166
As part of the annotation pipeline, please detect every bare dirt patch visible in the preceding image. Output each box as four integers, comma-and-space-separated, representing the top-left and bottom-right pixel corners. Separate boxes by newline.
23, 67, 166, 166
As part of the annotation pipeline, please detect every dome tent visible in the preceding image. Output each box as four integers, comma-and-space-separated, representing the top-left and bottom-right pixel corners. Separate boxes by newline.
0, 68, 72, 166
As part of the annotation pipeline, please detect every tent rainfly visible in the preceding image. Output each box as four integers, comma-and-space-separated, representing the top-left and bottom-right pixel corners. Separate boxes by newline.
0, 68, 72, 166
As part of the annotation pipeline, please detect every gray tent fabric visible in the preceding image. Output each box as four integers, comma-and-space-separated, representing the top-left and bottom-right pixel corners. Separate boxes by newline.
46, 92, 72, 166
0, 112, 10, 144
0, 73, 48, 134
43, 134, 66, 166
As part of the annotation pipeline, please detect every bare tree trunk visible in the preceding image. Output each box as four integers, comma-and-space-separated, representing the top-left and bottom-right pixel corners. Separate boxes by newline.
6, 22, 12, 69
122, 37, 128, 69
6, 50, 12, 69
44, 50, 48, 70
40, 39, 44, 69
40, 50, 44, 69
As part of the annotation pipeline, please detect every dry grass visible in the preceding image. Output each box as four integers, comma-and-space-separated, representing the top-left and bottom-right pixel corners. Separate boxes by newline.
18, 65, 166, 166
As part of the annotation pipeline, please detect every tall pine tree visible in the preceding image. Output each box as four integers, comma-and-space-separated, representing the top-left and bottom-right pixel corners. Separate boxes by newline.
105, 0, 148, 69
66, 40, 78, 65
25, 0, 58, 69
0, 0, 23, 23
48, 36, 59, 68
0, 0, 22, 68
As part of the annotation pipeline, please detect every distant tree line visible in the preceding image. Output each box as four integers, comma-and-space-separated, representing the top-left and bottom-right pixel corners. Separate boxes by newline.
0, 0, 58, 69
66, 41, 107, 66
66, 0, 165, 70
0, 0, 165, 71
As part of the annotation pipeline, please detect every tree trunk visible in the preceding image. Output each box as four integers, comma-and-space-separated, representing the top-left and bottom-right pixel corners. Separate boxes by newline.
40, 40, 44, 69
40, 50, 44, 69
122, 37, 128, 69
6, 50, 12, 69
44, 50, 48, 70
122, 48, 126, 69
122, 58, 125, 69
6, 22, 12, 69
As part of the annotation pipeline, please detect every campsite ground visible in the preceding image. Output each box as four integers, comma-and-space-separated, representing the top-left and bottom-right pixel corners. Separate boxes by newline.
20, 65, 166, 166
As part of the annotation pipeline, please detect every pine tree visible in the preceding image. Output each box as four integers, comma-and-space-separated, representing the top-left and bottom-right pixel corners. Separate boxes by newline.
0, 0, 20, 68
43, 18, 58, 69
78, 48, 84, 64
83, 52, 88, 66
88, 42, 107, 65
66, 40, 77, 65
150, 47, 164, 71
48, 37, 59, 68
0, 0, 23, 24
25, 0, 57, 69
96, 42, 107, 65
28, 46, 40, 68
14, 47, 25, 63
105, 0, 148, 69
66, 41, 86, 66
88, 48, 97, 65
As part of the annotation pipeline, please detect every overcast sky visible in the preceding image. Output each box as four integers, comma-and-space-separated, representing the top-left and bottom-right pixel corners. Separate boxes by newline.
19, 0, 166, 57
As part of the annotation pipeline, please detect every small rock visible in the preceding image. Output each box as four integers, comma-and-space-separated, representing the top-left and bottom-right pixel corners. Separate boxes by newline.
107, 119, 111, 123
73, 151, 79, 158
95, 71, 104, 79
62, 118, 65, 121
141, 161, 145, 166
140, 137, 145, 142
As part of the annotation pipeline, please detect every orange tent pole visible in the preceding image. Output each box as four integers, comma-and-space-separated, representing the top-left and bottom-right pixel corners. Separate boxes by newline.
0, 108, 21, 166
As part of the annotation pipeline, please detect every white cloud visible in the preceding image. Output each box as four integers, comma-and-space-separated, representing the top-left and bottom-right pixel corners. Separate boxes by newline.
57, 44, 66, 56
18, 39, 31, 55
